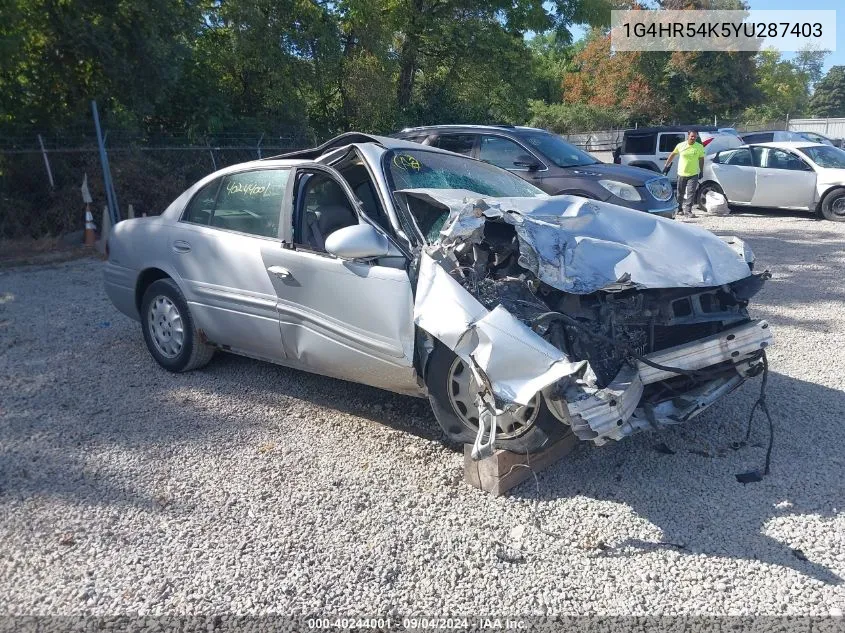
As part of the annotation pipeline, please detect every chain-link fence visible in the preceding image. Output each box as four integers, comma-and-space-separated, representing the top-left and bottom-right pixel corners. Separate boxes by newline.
0, 131, 313, 240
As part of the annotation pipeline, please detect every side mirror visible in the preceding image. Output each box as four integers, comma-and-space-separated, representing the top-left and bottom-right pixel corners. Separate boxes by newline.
325, 224, 389, 260
514, 155, 541, 171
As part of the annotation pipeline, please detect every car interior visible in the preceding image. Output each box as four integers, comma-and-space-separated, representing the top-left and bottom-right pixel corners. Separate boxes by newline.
295, 172, 359, 251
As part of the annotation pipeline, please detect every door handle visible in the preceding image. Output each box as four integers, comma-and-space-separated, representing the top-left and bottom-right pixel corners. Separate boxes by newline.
172, 240, 191, 253
267, 265, 292, 279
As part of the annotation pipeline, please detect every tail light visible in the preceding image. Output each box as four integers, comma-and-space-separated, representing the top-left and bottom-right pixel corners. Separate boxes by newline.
702, 137, 713, 147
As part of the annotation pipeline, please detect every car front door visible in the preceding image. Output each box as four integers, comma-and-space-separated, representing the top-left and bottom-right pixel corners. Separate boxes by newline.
477, 134, 548, 189
168, 167, 292, 362
750, 147, 817, 209
710, 148, 756, 203
261, 164, 419, 394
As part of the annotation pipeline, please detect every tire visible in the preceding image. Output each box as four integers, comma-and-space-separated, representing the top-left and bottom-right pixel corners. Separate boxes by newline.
140, 278, 215, 372
819, 187, 845, 222
696, 181, 725, 211
424, 343, 568, 453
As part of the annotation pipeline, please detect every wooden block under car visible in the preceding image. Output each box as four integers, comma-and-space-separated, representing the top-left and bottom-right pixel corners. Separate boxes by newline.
463, 431, 578, 496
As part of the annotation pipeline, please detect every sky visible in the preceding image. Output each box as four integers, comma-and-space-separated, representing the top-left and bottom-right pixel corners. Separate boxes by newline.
747, 0, 843, 72
567, 1, 843, 74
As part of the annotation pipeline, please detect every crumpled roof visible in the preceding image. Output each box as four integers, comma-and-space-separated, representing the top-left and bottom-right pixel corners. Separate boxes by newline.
400, 189, 753, 294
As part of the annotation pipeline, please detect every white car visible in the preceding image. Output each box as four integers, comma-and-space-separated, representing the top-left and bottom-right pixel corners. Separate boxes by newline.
698, 142, 845, 221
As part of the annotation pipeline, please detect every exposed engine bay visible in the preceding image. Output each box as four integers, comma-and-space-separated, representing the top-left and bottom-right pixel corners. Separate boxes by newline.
406, 189, 773, 456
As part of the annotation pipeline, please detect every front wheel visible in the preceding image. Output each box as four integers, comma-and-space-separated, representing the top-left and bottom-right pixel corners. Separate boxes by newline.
424, 343, 568, 453
141, 278, 215, 372
819, 188, 845, 222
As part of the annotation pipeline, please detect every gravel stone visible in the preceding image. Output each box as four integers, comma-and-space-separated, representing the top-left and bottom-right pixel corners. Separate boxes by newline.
0, 210, 844, 616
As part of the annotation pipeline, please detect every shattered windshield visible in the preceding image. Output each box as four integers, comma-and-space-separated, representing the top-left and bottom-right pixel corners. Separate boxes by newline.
796, 145, 845, 169
384, 149, 544, 243
385, 149, 544, 198
521, 132, 599, 168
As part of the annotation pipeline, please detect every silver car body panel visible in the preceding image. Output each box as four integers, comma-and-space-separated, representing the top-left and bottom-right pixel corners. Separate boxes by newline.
399, 188, 754, 294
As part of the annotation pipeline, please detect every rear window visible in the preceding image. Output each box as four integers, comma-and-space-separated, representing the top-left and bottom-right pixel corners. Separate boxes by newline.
623, 133, 656, 154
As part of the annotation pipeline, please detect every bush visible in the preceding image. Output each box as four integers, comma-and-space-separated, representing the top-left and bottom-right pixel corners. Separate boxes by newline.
526, 101, 628, 134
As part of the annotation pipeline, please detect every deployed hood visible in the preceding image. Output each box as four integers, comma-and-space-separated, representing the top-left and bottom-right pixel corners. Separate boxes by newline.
400, 189, 753, 294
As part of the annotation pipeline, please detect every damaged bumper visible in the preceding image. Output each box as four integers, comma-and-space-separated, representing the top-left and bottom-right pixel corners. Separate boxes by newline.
545, 320, 773, 444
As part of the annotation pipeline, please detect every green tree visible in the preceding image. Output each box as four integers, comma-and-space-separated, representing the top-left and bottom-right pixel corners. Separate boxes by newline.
741, 49, 809, 123
528, 31, 575, 103
0, 0, 204, 131
794, 46, 829, 91
810, 66, 845, 118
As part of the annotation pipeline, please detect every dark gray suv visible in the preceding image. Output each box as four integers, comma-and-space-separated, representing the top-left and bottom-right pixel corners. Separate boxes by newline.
394, 125, 677, 217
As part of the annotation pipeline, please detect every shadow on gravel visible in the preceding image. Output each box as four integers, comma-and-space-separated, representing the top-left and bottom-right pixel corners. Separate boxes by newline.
0, 350, 439, 509
509, 370, 845, 587
725, 206, 819, 221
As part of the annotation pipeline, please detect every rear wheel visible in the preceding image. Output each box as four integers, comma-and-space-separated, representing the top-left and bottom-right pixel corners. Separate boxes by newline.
696, 181, 725, 211
819, 188, 845, 222
141, 278, 215, 372
425, 343, 568, 453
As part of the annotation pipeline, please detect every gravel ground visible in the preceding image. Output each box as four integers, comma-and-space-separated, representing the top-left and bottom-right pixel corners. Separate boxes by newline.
1, 209, 844, 618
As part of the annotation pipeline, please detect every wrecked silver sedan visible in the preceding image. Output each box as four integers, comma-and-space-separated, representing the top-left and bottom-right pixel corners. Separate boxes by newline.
104, 133, 773, 458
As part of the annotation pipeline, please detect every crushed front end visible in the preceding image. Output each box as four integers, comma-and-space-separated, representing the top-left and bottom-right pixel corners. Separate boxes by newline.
407, 189, 773, 452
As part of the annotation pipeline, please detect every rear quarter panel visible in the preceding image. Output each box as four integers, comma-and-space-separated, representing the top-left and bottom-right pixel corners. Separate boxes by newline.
104, 217, 181, 321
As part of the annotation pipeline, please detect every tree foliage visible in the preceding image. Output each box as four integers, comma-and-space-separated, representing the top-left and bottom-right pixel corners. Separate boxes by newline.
0, 0, 834, 140
810, 66, 845, 118
741, 49, 810, 123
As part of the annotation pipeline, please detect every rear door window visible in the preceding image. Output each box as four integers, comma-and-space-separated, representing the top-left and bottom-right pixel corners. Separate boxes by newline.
759, 148, 810, 171
658, 133, 686, 153
210, 169, 290, 238
431, 134, 477, 156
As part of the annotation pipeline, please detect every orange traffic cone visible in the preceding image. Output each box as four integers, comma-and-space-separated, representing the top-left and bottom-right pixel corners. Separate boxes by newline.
84, 206, 96, 247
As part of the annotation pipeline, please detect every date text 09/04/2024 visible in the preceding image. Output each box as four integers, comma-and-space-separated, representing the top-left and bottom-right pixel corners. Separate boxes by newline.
306, 617, 527, 630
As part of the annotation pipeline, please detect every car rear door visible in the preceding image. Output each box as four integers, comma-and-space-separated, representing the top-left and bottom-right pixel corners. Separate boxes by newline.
260, 164, 418, 394
710, 148, 756, 203
750, 147, 817, 209
658, 132, 686, 180
168, 167, 291, 362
